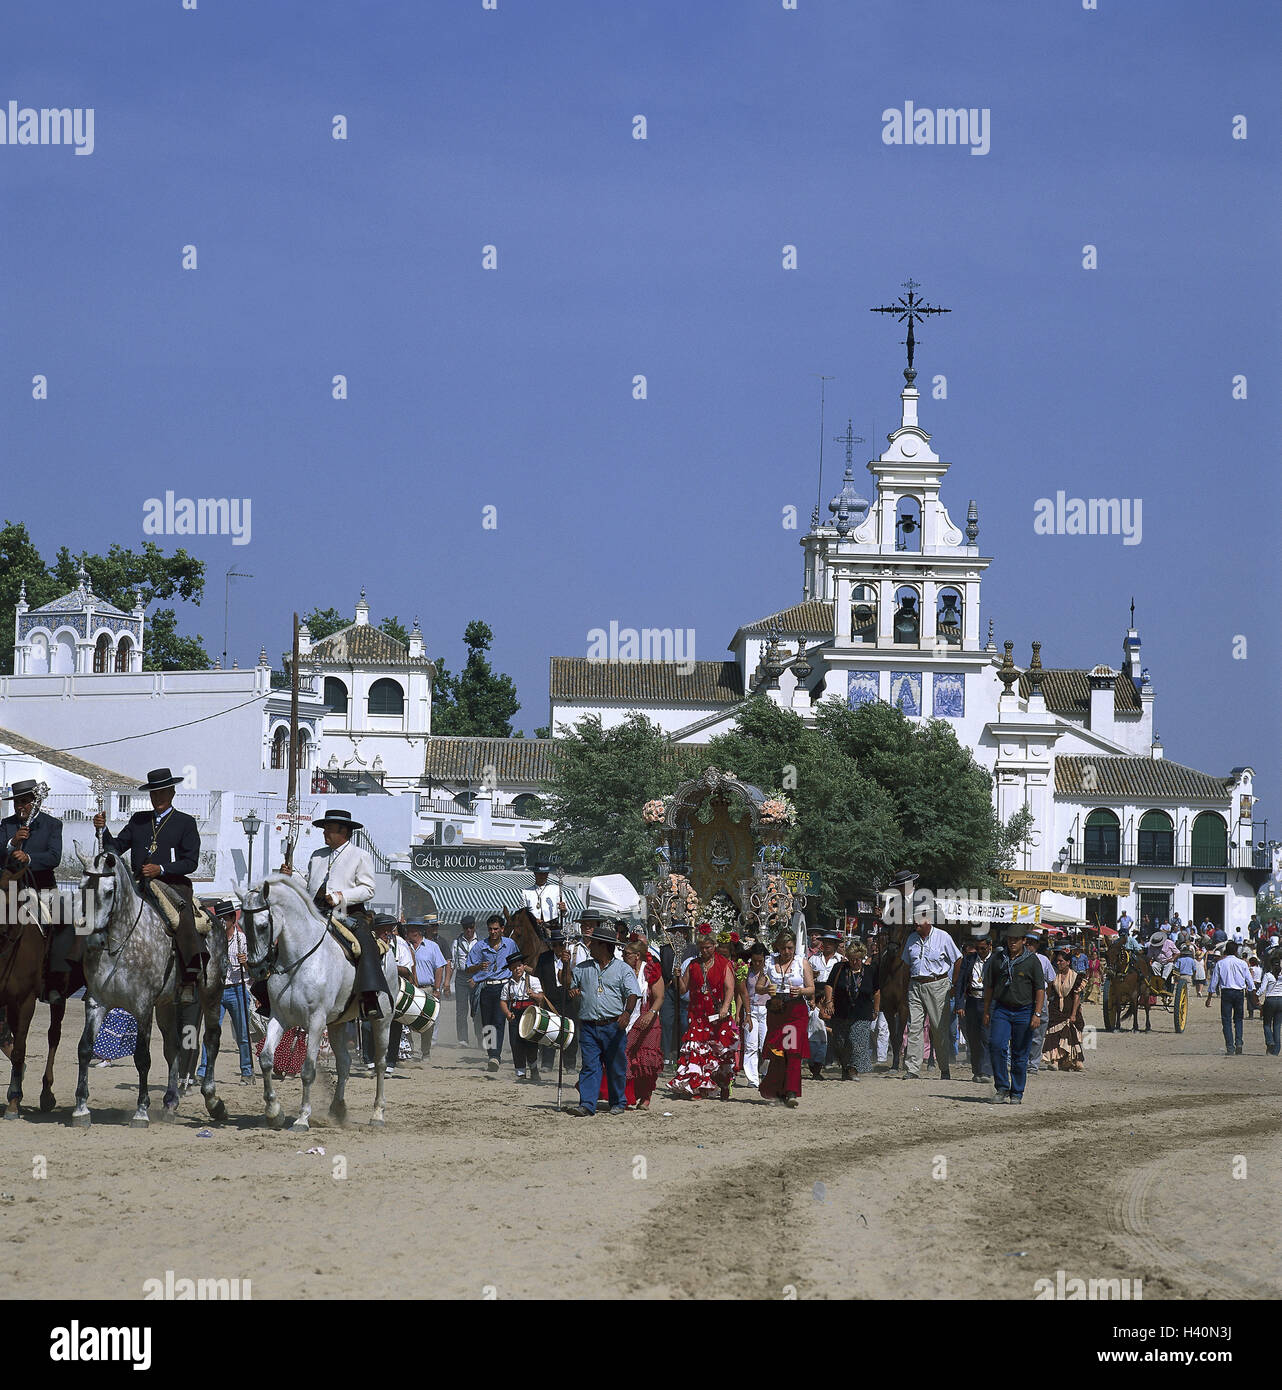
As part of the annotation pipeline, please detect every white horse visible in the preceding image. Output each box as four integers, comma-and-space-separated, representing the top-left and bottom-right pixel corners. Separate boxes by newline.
241, 873, 395, 1131
72, 849, 229, 1128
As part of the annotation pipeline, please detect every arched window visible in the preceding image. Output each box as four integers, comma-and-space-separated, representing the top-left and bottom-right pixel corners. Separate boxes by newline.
1191, 812, 1227, 868
1084, 808, 1120, 865
368, 678, 404, 716
1138, 810, 1173, 866
271, 726, 289, 770
93, 633, 113, 673
892, 586, 920, 645
323, 677, 349, 714
295, 730, 311, 771
851, 584, 877, 645
115, 636, 133, 672
895, 496, 922, 553
513, 793, 543, 818
936, 588, 963, 647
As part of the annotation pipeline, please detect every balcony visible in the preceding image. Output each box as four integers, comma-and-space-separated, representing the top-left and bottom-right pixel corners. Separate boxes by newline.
1071, 839, 1252, 872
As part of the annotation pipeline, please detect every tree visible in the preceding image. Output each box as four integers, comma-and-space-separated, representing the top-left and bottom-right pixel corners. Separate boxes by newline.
431, 619, 521, 737
301, 606, 410, 647
704, 698, 902, 916
379, 615, 410, 647
0, 525, 212, 672
541, 712, 696, 887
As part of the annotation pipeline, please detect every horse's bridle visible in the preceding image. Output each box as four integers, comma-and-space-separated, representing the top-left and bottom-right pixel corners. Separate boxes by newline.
80, 854, 146, 958
242, 883, 329, 982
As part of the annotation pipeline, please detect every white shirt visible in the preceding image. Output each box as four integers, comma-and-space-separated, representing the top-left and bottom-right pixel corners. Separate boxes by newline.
902, 926, 961, 980
451, 932, 478, 973
304, 842, 375, 912
1255, 972, 1282, 1001
760, 954, 806, 997
810, 950, 842, 984
393, 935, 414, 976
1208, 955, 1255, 992
522, 881, 565, 923
500, 972, 543, 1006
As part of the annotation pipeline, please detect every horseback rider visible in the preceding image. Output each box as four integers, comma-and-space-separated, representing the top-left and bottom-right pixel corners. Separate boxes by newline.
2, 779, 73, 1003
279, 808, 391, 1020
93, 767, 207, 1004
521, 862, 565, 930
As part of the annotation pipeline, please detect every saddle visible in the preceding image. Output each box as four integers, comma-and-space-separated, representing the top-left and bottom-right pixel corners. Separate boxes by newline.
148, 882, 215, 936
327, 914, 389, 968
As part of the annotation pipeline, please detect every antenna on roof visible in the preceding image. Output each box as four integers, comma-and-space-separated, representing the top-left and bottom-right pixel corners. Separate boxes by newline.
813, 374, 836, 524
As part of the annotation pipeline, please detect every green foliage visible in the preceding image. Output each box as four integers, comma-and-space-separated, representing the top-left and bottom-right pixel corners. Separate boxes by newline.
0, 524, 211, 672
302, 607, 350, 641
432, 619, 521, 737
541, 712, 695, 888
541, 694, 1034, 918
379, 615, 410, 647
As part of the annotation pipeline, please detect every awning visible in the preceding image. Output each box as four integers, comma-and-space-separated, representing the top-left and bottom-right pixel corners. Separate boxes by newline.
396, 868, 587, 924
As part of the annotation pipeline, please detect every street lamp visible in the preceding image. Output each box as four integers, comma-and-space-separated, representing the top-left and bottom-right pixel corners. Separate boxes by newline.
243, 808, 262, 887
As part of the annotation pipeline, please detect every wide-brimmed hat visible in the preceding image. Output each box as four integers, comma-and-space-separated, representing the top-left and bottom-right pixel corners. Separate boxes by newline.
459, 913, 477, 927
533, 863, 552, 874
889, 869, 918, 887
371, 912, 400, 931
578, 907, 608, 925
212, 899, 238, 918
1149, 930, 1167, 943
139, 767, 184, 792
1002, 923, 1028, 939
314, 809, 363, 831
588, 923, 621, 947
2, 778, 40, 802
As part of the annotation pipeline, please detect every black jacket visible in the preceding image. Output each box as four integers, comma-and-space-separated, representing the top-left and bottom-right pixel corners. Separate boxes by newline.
103, 808, 201, 887
1, 810, 62, 889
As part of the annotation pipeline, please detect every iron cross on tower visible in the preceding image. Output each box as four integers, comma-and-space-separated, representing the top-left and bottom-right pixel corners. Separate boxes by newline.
870, 278, 951, 385
834, 419, 864, 467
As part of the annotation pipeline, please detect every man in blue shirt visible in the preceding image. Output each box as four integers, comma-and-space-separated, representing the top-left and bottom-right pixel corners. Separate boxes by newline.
564, 912, 639, 1116
405, 921, 447, 1063
465, 913, 519, 1072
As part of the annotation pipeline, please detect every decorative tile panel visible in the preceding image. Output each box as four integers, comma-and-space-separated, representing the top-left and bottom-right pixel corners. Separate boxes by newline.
847, 671, 879, 709
933, 671, 965, 718
889, 670, 922, 716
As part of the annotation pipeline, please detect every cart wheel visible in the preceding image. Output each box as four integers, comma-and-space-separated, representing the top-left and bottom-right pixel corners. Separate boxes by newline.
1173, 978, 1188, 1033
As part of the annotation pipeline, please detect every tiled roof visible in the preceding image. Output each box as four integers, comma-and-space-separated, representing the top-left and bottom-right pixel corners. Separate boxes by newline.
424, 737, 561, 785
549, 657, 744, 706
1055, 756, 1233, 802
302, 623, 431, 668
31, 588, 131, 618
1019, 668, 1142, 716
736, 600, 834, 638
0, 726, 135, 786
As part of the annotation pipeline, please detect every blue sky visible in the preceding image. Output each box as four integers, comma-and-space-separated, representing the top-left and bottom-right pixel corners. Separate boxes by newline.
3, 1, 1278, 821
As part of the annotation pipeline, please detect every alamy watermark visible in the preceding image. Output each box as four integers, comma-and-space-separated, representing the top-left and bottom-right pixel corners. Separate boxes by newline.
586, 621, 696, 676
0, 102, 94, 155
881, 102, 990, 156
143, 491, 252, 546
1033, 492, 1141, 546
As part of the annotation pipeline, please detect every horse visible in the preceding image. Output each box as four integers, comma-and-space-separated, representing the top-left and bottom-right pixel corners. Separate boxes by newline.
1102, 938, 1153, 1033
875, 924, 912, 1071
0, 880, 84, 1118
241, 874, 396, 1131
72, 848, 229, 1128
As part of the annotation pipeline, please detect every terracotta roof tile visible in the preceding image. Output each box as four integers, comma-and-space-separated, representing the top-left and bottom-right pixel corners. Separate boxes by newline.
549, 657, 743, 705
1054, 756, 1233, 801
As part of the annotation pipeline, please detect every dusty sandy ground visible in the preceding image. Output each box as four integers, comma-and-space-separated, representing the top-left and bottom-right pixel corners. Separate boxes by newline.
2, 996, 1279, 1301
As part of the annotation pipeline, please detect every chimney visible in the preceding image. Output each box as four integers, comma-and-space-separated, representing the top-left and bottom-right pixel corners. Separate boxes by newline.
1151, 733, 1164, 760
408, 617, 424, 660
1088, 666, 1115, 739
354, 587, 370, 626
1123, 626, 1142, 689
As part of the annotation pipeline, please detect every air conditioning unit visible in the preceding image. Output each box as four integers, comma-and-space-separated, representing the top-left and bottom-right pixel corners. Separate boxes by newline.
439, 821, 466, 847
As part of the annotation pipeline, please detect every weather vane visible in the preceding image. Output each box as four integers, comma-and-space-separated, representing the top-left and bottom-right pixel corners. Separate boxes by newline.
871, 278, 951, 385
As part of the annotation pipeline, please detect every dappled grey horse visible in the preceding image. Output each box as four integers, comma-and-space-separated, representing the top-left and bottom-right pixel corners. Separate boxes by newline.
72, 849, 228, 1128
242, 873, 395, 1131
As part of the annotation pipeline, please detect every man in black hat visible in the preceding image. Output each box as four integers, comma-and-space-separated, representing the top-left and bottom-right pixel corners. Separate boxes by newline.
522, 863, 565, 926
2, 779, 71, 1001
281, 807, 390, 1020
563, 914, 639, 1116
94, 768, 206, 1003
196, 900, 255, 1084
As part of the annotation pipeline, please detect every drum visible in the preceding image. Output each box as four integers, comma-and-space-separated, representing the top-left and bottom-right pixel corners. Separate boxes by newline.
393, 980, 440, 1034
518, 1003, 576, 1051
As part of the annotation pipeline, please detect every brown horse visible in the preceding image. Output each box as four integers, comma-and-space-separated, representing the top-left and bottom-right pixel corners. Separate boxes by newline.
1103, 938, 1153, 1033
503, 906, 559, 999
0, 879, 81, 1117
875, 923, 912, 1070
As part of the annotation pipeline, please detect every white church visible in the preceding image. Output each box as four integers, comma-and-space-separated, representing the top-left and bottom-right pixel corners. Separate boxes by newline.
547, 364, 1265, 933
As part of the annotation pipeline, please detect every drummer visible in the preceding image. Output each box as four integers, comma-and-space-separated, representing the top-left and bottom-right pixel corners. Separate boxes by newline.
500, 950, 548, 1084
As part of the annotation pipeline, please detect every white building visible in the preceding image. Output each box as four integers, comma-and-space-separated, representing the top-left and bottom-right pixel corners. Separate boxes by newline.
547, 365, 1266, 932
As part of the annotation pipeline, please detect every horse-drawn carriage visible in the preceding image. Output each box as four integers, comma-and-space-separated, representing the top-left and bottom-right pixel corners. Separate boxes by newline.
1098, 932, 1188, 1034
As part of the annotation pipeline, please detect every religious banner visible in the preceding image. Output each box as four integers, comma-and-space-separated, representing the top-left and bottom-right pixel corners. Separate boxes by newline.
998, 869, 1131, 897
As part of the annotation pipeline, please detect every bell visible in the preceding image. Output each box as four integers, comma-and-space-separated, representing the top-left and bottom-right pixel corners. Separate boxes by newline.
893, 595, 919, 644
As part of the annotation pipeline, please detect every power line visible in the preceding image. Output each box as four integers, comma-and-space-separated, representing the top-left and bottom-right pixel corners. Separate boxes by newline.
43, 691, 273, 753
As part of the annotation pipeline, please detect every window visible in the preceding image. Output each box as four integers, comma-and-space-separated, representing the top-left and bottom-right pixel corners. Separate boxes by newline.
936, 588, 963, 647
1084, 809, 1120, 865
892, 586, 920, 645
851, 585, 877, 644
271, 727, 289, 770
115, 637, 132, 672
1137, 810, 1173, 866
513, 793, 543, 817
1191, 812, 1227, 868
93, 634, 112, 673
1138, 889, 1171, 929
368, 678, 404, 716
323, 677, 348, 713
295, 731, 311, 771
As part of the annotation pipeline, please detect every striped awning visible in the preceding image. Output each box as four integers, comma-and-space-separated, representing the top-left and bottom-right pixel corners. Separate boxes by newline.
396, 868, 588, 924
